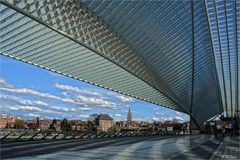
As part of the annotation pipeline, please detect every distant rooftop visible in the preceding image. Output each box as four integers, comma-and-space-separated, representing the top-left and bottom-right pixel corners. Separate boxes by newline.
98, 114, 113, 121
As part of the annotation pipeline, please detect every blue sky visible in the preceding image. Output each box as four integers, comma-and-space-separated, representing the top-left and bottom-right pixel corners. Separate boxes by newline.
0, 55, 189, 122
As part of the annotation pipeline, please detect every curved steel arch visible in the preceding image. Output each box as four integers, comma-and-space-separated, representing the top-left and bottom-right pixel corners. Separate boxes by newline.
1, 0, 238, 129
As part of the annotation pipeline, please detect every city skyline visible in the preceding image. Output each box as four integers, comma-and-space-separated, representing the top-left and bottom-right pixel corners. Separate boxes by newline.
0, 55, 189, 122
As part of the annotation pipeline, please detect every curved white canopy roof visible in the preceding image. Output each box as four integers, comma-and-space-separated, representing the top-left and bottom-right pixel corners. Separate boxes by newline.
0, 0, 239, 129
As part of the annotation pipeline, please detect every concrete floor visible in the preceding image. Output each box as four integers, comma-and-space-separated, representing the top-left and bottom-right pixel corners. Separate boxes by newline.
211, 136, 240, 160
0, 135, 225, 160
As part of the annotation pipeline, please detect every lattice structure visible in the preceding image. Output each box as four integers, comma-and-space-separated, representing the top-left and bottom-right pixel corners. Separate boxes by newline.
0, 0, 239, 129
206, 0, 239, 118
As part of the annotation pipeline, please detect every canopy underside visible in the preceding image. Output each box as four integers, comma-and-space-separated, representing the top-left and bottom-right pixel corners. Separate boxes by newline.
0, 0, 239, 128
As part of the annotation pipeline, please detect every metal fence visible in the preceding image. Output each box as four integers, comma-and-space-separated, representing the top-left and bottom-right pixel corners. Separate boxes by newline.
0, 129, 176, 142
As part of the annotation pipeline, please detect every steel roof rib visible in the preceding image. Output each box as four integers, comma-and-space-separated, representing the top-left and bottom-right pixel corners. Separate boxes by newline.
1, 0, 238, 129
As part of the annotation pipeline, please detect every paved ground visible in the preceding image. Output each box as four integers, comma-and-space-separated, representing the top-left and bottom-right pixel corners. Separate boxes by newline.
0, 135, 224, 160
211, 136, 240, 160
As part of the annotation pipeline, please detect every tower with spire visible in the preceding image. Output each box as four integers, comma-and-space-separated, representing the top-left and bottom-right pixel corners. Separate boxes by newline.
127, 108, 132, 123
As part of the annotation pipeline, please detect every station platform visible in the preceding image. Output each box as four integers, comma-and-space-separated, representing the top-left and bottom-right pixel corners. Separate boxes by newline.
211, 136, 240, 160
1, 135, 239, 159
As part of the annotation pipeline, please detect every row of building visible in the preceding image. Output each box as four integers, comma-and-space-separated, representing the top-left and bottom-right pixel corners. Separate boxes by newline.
0, 109, 189, 133
0, 114, 23, 128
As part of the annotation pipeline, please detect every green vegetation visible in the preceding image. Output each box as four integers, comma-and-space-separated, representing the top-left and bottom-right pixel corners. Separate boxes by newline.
61, 118, 72, 132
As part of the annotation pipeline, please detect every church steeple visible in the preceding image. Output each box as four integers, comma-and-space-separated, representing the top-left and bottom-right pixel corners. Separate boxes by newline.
127, 108, 132, 123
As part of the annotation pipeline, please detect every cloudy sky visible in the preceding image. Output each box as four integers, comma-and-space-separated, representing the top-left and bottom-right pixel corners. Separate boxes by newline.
0, 55, 189, 122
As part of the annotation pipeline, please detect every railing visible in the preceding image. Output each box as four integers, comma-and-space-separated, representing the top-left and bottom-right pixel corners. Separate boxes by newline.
0, 129, 178, 142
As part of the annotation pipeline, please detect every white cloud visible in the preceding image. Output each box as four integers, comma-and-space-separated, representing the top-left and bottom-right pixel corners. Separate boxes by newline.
76, 95, 117, 108
116, 95, 135, 103
115, 113, 122, 117
61, 98, 78, 105
9, 106, 42, 112
1, 80, 118, 110
79, 107, 91, 111
79, 114, 89, 118
27, 113, 40, 117
175, 116, 185, 121
0, 78, 11, 88
0, 79, 119, 120
0, 93, 81, 114
48, 106, 76, 112
0, 84, 85, 107
44, 116, 54, 119
0, 94, 49, 107
176, 111, 181, 115
5, 82, 118, 109
0, 81, 117, 111
152, 117, 160, 121
156, 112, 165, 115
42, 110, 57, 114
132, 117, 152, 122
164, 117, 173, 121
55, 83, 103, 97
0, 87, 61, 101
62, 92, 68, 97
